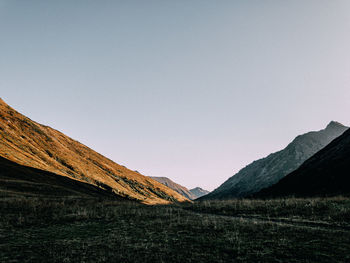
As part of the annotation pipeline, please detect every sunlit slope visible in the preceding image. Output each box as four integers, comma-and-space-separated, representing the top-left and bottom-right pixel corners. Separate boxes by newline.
0, 98, 188, 204
150, 176, 196, 200
0, 156, 131, 199
150, 176, 210, 200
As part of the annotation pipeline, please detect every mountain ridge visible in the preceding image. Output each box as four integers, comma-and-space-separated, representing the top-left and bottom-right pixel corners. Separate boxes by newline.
257, 127, 350, 197
150, 176, 210, 200
0, 99, 188, 204
150, 176, 195, 200
189, 187, 210, 199
0, 156, 131, 199
200, 122, 348, 200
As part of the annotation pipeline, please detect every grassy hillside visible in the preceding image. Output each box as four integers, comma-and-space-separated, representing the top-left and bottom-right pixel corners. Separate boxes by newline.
0, 156, 136, 200
0, 98, 187, 204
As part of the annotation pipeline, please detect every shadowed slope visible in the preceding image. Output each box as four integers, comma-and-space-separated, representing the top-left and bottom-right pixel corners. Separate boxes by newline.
200, 121, 348, 200
0, 156, 130, 199
0, 98, 188, 204
257, 128, 350, 197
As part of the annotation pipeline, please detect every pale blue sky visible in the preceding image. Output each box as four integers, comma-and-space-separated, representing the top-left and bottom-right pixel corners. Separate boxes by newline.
1, 0, 350, 190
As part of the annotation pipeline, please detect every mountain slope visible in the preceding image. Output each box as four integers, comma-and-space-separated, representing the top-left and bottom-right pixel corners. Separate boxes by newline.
189, 187, 210, 199
257, 128, 350, 197
150, 176, 196, 200
149, 177, 210, 200
0, 156, 129, 199
201, 122, 348, 200
0, 98, 188, 204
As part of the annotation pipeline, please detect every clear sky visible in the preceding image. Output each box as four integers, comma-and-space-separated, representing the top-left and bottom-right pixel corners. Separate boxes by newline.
1, 0, 350, 191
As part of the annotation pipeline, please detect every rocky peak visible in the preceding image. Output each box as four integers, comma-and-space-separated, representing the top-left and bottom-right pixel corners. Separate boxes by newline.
200, 121, 349, 200
326, 121, 346, 130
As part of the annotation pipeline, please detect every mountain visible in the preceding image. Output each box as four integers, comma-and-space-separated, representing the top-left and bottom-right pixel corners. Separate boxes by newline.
189, 187, 210, 199
149, 177, 210, 200
0, 98, 188, 204
257, 127, 350, 197
200, 121, 348, 200
0, 156, 127, 199
150, 177, 195, 200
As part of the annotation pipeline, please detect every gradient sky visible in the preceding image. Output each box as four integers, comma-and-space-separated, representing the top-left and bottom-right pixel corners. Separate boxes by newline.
1, 0, 350, 191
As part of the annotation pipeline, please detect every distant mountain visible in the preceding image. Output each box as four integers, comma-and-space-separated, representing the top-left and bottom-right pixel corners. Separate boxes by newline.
200, 121, 348, 200
150, 177, 195, 200
150, 177, 209, 200
0, 98, 188, 204
257, 127, 350, 197
189, 187, 210, 199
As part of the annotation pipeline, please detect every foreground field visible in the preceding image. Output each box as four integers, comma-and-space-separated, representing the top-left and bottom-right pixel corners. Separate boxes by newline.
0, 197, 349, 262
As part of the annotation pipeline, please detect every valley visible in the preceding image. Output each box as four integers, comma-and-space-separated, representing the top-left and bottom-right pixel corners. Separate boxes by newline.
1, 98, 350, 262
1, 196, 349, 263
2, 1, 350, 262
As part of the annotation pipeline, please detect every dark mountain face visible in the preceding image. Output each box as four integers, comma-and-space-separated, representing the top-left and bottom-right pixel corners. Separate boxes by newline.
257, 128, 350, 197
201, 122, 348, 200
189, 187, 210, 199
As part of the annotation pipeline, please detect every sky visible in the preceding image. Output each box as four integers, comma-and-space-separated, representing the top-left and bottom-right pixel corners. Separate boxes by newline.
1, 0, 350, 191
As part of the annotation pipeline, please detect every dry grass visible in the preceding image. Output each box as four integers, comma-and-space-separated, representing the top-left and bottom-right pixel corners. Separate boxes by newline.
186, 196, 350, 225
0, 99, 188, 204
1, 196, 349, 262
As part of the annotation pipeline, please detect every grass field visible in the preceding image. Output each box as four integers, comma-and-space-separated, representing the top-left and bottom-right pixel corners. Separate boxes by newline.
1, 196, 349, 262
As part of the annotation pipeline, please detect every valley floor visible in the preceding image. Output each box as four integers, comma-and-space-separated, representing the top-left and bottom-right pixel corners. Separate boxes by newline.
0, 197, 349, 262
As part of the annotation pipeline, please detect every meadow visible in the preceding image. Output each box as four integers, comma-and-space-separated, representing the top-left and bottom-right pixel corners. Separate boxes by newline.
0, 196, 349, 263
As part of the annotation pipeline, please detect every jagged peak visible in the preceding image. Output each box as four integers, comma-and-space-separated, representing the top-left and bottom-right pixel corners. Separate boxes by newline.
326, 121, 346, 130
191, 187, 205, 191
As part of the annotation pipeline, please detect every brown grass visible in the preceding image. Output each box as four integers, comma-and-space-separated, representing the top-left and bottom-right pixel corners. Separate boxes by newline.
186, 196, 350, 225
0, 99, 188, 204
1, 196, 349, 262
